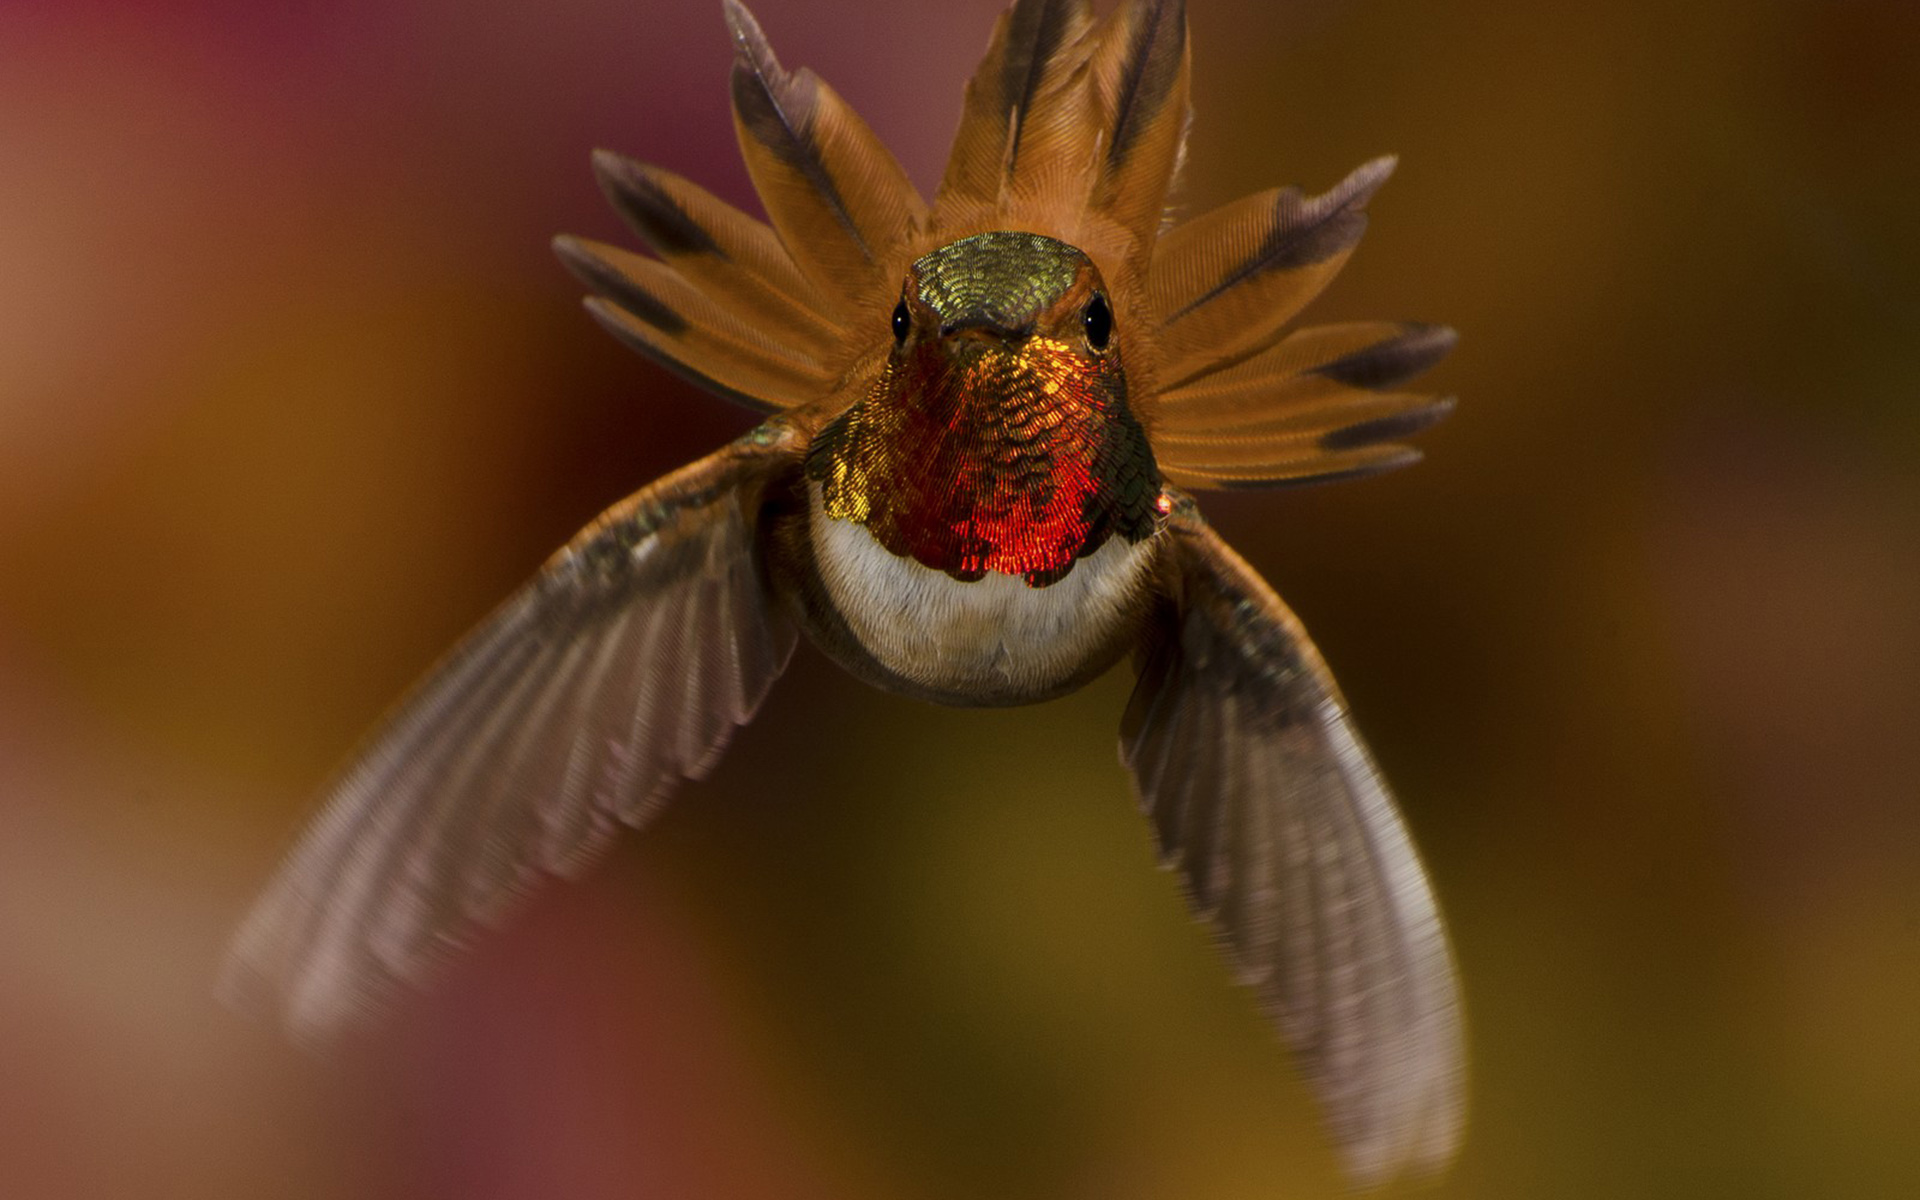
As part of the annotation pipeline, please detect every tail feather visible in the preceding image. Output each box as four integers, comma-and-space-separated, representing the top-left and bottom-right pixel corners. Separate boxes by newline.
1149, 157, 1395, 387
936, 0, 1097, 221
723, 0, 926, 307
591, 151, 836, 334
1158, 322, 1455, 420
555, 236, 829, 379
559, 234, 833, 412
559, 1, 1452, 494
1148, 321, 1454, 489
1163, 444, 1427, 492
1086, 0, 1191, 252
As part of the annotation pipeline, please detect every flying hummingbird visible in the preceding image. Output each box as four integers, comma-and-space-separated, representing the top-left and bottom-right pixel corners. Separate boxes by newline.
225, 0, 1464, 1184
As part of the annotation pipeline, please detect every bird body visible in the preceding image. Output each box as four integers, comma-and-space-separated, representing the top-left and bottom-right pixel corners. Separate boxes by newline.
801, 494, 1157, 703
227, 0, 1468, 1184
788, 228, 1163, 703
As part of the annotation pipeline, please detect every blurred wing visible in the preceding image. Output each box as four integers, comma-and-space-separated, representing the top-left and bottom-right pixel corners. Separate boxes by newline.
223, 425, 804, 1041
1122, 498, 1465, 1184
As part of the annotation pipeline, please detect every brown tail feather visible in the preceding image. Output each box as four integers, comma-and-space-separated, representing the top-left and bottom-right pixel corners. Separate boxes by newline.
581, 297, 828, 414
936, 0, 1097, 222
724, 0, 926, 308
1160, 322, 1415, 405
1155, 390, 1453, 450
559, 237, 833, 411
1149, 157, 1395, 386
1086, 0, 1191, 252
1160, 444, 1427, 492
555, 236, 829, 371
591, 151, 835, 333
1155, 322, 1454, 421
561, 1, 1452, 495
1148, 319, 1454, 489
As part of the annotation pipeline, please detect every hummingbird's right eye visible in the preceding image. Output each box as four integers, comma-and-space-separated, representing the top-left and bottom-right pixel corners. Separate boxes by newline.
891, 299, 911, 344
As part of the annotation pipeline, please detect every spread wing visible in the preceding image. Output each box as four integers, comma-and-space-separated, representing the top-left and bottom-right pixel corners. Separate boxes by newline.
222, 424, 804, 1041
1122, 497, 1465, 1184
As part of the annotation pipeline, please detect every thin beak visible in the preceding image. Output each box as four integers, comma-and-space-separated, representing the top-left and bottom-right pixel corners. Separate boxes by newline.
939, 314, 1031, 344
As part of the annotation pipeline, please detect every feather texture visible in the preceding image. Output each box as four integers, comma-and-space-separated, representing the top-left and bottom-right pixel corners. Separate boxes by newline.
1161, 321, 1455, 412
1158, 443, 1428, 492
234, 3, 1466, 1183
1085, 0, 1191, 251
1154, 391, 1452, 455
1149, 156, 1396, 387
221, 429, 805, 1041
936, 0, 1097, 222
1148, 322, 1454, 490
591, 151, 840, 340
1124, 500, 1466, 1184
556, 234, 833, 410
723, 0, 926, 308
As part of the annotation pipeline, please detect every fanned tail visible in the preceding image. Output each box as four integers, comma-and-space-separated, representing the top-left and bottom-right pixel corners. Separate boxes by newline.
554, 235, 835, 413
557, 2, 937, 413
591, 151, 837, 343
557, 0, 1453, 483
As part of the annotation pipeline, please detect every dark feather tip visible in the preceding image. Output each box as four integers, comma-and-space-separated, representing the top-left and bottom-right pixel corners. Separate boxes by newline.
1174, 156, 1397, 321
1216, 447, 1425, 490
590, 151, 727, 260
1312, 324, 1458, 389
1339, 153, 1398, 206
553, 235, 688, 335
999, 0, 1088, 169
580, 296, 775, 414
1319, 397, 1456, 451
1105, 0, 1188, 167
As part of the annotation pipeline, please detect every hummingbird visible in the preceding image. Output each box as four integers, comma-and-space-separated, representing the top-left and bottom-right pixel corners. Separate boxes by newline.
225, 0, 1464, 1184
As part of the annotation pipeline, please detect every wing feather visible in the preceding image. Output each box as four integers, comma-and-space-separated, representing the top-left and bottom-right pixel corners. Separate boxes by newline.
222, 425, 804, 1041
1122, 498, 1465, 1184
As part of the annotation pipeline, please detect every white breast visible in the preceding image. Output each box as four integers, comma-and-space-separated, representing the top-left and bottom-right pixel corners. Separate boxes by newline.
807, 483, 1155, 700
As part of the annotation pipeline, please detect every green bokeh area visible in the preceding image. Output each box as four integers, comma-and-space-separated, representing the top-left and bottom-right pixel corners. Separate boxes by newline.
3, 1, 1916, 1197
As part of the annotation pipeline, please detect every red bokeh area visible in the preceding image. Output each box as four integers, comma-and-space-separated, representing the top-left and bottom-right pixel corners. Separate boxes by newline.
4, 1, 1917, 1197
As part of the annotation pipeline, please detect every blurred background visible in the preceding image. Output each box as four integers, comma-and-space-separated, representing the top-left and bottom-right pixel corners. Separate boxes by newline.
4, 0, 1917, 1196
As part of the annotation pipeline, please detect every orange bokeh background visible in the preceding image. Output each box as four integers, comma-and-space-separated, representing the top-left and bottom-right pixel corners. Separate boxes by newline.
4, 1, 1917, 1196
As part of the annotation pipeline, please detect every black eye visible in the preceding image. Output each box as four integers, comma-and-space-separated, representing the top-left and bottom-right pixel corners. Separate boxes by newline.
1083, 292, 1112, 351
891, 298, 911, 344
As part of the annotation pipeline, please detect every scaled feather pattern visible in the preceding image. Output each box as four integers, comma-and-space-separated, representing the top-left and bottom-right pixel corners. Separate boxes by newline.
228, 0, 1464, 1187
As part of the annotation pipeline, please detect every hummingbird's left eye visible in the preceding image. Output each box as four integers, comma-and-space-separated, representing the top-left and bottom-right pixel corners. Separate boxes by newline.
1083, 292, 1113, 352
891, 298, 911, 344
